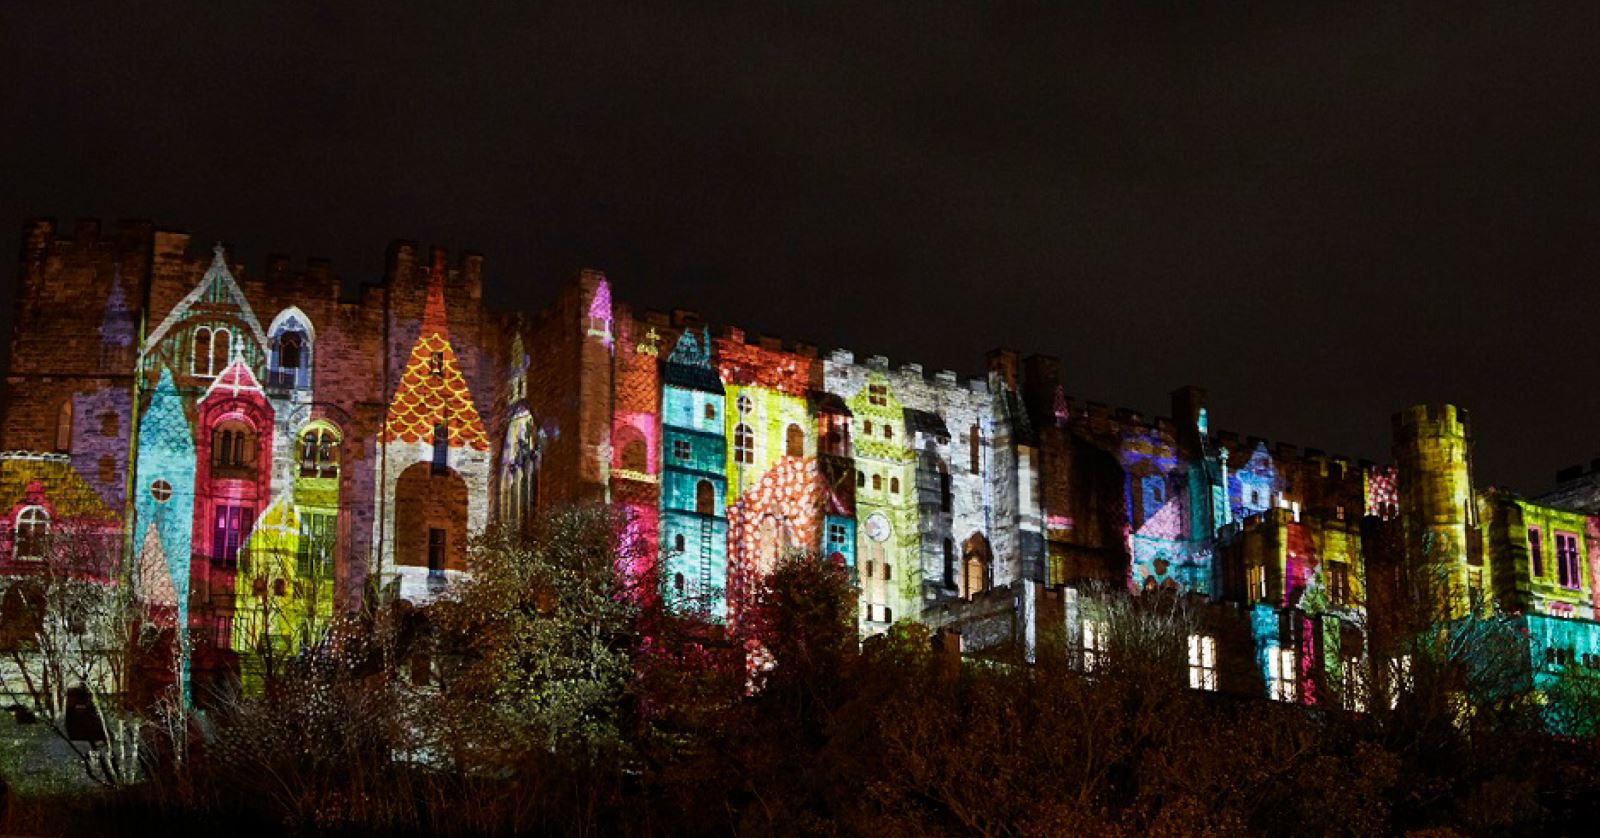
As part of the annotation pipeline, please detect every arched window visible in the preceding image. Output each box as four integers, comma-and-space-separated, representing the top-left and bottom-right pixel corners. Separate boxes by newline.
268, 320, 309, 390
704, 402, 717, 421
54, 401, 72, 453
298, 425, 340, 478
890, 477, 900, 494
786, 424, 804, 457
193, 327, 212, 376
621, 438, 648, 473
674, 572, 685, 593
695, 480, 714, 516
211, 328, 232, 375
278, 331, 303, 370
733, 424, 755, 465
872, 474, 882, 491
673, 534, 686, 552
14, 506, 49, 561
856, 470, 865, 487
614, 425, 649, 474
211, 419, 255, 474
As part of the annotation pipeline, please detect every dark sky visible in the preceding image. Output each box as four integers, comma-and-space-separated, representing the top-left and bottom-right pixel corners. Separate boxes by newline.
3, 3, 1596, 493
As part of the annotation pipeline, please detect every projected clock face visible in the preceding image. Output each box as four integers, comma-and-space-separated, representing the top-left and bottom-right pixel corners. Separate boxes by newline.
864, 512, 891, 542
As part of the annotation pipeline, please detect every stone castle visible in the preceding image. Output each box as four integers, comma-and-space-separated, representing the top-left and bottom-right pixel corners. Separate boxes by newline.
4, 217, 1598, 704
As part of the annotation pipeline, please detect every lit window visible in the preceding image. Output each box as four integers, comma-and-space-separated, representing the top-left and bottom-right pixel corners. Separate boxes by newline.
1046, 552, 1065, 587
733, 424, 755, 465
429, 351, 444, 377
1081, 619, 1107, 672
1188, 634, 1218, 691
674, 439, 691, 461
13, 505, 50, 561
1269, 647, 1297, 702
1248, 564, 1268, 601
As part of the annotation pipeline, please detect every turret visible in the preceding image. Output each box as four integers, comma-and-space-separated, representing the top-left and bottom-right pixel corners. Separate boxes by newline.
1391, 404, 1481, 618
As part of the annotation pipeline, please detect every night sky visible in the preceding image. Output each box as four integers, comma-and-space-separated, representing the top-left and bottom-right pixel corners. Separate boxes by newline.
3, 4, 1596, 493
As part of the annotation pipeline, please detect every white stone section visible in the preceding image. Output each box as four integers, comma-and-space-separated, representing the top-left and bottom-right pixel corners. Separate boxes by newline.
371, 439, 491, 605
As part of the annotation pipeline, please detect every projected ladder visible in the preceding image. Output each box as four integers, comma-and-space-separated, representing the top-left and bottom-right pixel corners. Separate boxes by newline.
699, 519, 714, 599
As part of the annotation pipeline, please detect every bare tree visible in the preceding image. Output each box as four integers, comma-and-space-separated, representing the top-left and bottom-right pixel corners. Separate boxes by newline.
0, 523, 162, 787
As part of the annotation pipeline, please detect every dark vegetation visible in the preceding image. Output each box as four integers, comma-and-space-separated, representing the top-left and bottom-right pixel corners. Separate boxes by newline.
5, 505, 1600, 836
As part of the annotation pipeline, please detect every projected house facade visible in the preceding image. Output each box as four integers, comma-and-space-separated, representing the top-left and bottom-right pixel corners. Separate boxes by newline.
5, 218, 1600, 708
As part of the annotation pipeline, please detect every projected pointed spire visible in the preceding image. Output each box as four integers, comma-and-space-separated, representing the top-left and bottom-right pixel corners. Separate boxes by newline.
381, 249, 489, 451
422, 248, 449, 336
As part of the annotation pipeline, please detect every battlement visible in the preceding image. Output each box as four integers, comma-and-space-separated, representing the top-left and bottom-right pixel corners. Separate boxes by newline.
1393, 403, 1471, 439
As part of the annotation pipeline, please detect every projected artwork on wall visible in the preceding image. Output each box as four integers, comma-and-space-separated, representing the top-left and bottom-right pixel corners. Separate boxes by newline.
4, 219, 1597, 719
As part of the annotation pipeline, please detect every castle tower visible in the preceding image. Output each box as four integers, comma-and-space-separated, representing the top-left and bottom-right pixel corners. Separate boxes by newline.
1392, 404, 1481, 619
374, 252, 491, 603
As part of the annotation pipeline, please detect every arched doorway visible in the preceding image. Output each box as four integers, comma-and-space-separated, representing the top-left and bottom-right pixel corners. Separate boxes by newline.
395, 462, 469, 575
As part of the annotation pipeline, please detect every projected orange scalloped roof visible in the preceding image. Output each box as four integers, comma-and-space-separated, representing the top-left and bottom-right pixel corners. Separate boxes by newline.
381, 263, 489, 451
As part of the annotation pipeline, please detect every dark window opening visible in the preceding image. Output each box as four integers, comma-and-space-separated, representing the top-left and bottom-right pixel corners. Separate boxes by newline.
695, 480, 715, 516
432, 422, 449, 473
428, 528, 446, 576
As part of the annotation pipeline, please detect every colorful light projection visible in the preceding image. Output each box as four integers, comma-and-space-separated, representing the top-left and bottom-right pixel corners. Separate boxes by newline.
725, 456, 834, 626
1229, 442, 1279, 523
375, 258, 493, 603
659, 328, 729, 616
